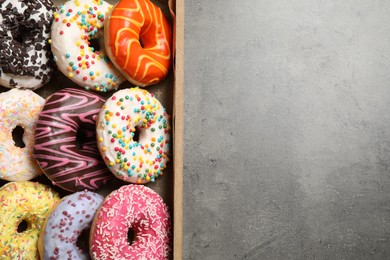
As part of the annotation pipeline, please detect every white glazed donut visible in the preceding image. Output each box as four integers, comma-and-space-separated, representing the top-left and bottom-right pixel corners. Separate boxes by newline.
0, 89, 44, 181
0, 0, 56, 89
38, 190, 104, 260
51, 0, 124, 92
96, 88, 171, 184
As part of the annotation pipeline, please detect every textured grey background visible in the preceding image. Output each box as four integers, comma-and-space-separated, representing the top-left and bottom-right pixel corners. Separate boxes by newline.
183, 0, 390, 259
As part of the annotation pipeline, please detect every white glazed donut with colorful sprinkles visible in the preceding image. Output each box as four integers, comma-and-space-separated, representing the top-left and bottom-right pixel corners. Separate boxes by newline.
38, 190, 104, 260
51, 0, 124, 92
96, 88, 171, 184
0, 89, 44, 181
90, 184, 171, 260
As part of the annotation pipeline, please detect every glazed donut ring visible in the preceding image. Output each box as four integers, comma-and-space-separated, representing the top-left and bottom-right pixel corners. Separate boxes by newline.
33, 88, 112, 192
51, 0, 124, 92
0, 89, 45, 181
96, 88, 171, 184
0, 0, 55, 89
39, 190, 103, 260
90, 185, 171, 260
0, 181, 60, 259
105, 0, 172, 87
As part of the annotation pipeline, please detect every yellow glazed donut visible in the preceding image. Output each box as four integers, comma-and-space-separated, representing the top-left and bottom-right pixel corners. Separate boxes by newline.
0, 181, 60, 259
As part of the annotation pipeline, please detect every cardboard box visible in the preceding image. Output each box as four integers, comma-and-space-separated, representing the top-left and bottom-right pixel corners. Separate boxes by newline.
171, 0, 184, 258
0, 0, 184, 258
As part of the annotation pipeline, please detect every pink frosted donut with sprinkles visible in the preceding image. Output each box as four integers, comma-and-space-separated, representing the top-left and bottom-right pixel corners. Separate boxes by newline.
0, 89, 44, 181
90, 184, 171, 260
51, 0, 124, 92
96, 88, 171, 184
38, 190, 103, 260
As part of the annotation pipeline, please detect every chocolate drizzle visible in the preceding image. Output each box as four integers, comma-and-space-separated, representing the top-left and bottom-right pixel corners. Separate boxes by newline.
33, 88, 112, 192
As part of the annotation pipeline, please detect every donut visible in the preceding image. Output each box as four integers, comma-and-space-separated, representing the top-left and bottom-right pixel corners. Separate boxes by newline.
96, 88, 171, 184
0, 89, 45, 181
0, 0, 55, 89
0, 181, 60, 259
51, 0, 124, 92
33, 88, 112, 192
90, 185, 171, 260
104, 0, 172, 87
39, 190, 103, 260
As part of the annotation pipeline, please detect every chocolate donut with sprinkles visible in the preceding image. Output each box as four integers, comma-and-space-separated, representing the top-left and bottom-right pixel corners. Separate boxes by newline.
39, 190, 104, 260
96, 88, 171, 184
33, 88, 113, 192
51, 0, 124, 92
90, 184, 171, 260
0, 0, 55, 89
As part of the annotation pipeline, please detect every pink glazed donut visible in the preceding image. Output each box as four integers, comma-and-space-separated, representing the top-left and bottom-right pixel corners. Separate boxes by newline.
90, 184, 171, 260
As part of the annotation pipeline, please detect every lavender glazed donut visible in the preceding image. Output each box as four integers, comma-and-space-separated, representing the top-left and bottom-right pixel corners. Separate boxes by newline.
39, 190, 103, 260
0, 0, 55, 89
33, 88, 112, 192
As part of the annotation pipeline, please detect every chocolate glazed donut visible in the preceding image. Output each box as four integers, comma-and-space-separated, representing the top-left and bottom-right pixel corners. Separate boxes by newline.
33, 88, 112, 192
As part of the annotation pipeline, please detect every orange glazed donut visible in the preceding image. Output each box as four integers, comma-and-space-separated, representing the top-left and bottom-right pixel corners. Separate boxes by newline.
105, 0, 172, 87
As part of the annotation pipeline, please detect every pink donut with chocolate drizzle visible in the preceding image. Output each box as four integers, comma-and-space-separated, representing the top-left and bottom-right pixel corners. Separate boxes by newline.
90, 184, 171, 260
33, 88, 112, 192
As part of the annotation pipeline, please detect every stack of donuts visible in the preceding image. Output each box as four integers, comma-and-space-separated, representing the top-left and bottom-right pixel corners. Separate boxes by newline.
0, 0, 174, 259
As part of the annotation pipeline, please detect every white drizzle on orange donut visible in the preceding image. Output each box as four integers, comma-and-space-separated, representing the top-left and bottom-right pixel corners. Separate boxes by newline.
104, 0, 172, 87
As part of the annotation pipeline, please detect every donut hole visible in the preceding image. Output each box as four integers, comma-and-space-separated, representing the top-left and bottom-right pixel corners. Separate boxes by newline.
76, 129, 88, 150
76, 228, 90, 252
127, 228, 137, 245
12, 24, 32, 44
132, 127, 140, 142
12, 126, 25, 148
17, 220, 29, 233
89, 37, 101, 53
14, 25, 30, 43
139, 38, 144, 48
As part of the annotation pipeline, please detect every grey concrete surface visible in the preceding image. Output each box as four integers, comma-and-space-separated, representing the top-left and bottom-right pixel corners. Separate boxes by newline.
183, 0, 390, 259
